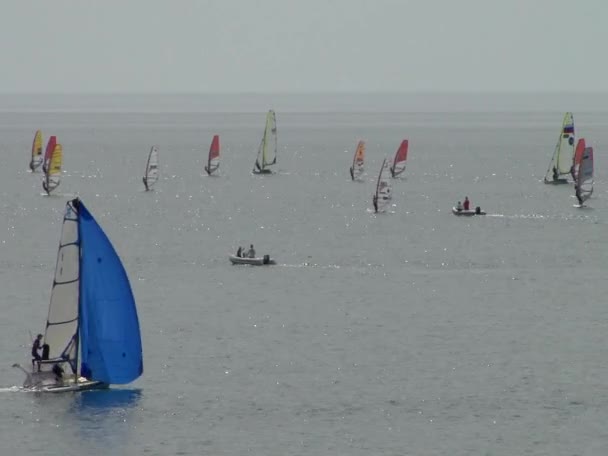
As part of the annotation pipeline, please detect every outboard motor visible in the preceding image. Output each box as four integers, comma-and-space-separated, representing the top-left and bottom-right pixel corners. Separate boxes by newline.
263, 255, 270, 265
42, 343, 50, 360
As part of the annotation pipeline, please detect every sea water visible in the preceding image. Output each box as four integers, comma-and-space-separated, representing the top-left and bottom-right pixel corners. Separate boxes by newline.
1, 93, 608, 455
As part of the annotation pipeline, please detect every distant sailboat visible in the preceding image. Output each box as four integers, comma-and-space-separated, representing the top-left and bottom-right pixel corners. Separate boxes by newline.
574, 145, 593, 207
42, 135, 57, 174
13, 198, 143, 392
544, 112, 575, 184
205, 135, 220, 176
390, 139, 409, 178
372, 157, 392, 213
42, 142, 62, 195
142, 145, 159, 191
253, 110, 277, 174
350, 140, 365, 181
29, 130, 44, 172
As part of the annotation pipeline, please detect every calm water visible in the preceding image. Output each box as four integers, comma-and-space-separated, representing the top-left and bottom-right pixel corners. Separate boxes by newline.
1, 94, 608, 455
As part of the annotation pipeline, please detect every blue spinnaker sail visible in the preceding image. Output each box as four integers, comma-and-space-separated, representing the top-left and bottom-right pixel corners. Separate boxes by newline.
78, 201, 143, 384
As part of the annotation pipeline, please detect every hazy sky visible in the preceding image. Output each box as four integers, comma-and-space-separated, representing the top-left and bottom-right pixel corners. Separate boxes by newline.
1, 0, 606, 93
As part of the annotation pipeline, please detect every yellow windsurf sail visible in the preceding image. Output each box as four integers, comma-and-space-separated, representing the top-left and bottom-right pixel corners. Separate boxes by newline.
30, 130, 44, 171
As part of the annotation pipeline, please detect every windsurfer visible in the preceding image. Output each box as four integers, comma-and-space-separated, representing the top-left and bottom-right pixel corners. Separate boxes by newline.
575, 185, 583, 205
463, 196, 470, 210
142, 177, 148, 191
373, 194, 378, 213
552, 166, 559, 181
247, 244, 256, 258
456, 201, 463, 212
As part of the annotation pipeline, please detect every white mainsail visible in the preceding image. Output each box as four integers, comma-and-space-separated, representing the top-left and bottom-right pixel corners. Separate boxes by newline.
44, 201, 80, 371
143, 145, 159, 190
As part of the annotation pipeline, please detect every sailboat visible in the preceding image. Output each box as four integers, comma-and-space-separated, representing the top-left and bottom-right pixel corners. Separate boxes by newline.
544, 112, 575, 184
205, 135, 220, 176
29, 130, 44, 172
390, 140, 409, 178
574, 145, 593, 207
350, 140, 365, 181
42, 135, 57, 174
253, 110, 277, 174
142, 145, 159, 191
42, 142, 62, 195
372, 157, 392, 213
13, 198, 143, 392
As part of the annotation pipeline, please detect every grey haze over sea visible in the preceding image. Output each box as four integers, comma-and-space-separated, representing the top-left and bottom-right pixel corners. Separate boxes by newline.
1, 93, 608, 455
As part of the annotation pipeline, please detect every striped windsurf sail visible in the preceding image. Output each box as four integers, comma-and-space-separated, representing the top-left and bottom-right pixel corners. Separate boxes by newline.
390, 139, 409, 178
373, 157, 392, 213
544, 112, 575, 183
142, 145, 159, 191
571, 138, 586, 181
205, 135, 220, 175
30, 130, 44, 171
350, 140, 365, 181
253, 110, 277, 173
575, 146, 593, 204
42, 135, 57, 174
43, 143, 62, 194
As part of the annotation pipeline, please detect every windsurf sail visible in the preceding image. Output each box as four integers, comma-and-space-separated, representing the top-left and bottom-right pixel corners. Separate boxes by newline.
205, 135, 220, 175
43, 143, 62, 194
373, 157, 392, 213
253, 110, 277, 174
544, 112, 575, 183
571, 138, 586, 181
575, 146, 593, 204
30, 130, 44, 171
390, 139, 409, 178
350, 140, 365, 181
42, 135, 57, 174
142, 145, 159, 191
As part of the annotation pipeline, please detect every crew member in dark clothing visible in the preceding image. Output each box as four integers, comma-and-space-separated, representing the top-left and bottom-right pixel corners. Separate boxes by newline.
31, 334, 43, 361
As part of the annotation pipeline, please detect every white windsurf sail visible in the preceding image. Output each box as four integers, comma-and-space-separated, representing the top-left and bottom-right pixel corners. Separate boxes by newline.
253, 110, 277, 174
142, 145, 159, 191
373, 157, 392, 213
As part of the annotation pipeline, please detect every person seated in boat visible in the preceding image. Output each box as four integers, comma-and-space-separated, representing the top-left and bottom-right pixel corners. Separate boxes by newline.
236, 246, 242, 257
247, 244, 256, 258
463, 196, 470, 211
456, 201, 463, 211
552, 166, 559, 181
31, 334, 43, 366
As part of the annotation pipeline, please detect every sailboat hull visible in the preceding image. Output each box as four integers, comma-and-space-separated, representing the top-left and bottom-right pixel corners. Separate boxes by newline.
544, 178, 569, 185
253, 168, 273, 175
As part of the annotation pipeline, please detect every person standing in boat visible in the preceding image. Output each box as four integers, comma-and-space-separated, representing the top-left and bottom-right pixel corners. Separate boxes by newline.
236, 246, 242, 257
463, 196, 470, 211
247, 244, 256, 258
31, 334, 43, 367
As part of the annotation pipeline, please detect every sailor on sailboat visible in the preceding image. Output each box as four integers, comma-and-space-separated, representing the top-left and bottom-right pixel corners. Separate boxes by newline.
13, 198, 143, 392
